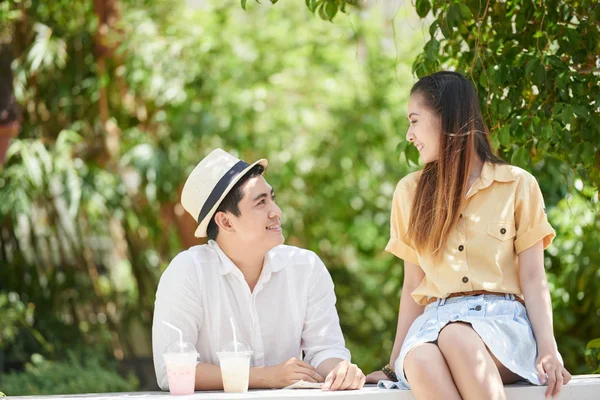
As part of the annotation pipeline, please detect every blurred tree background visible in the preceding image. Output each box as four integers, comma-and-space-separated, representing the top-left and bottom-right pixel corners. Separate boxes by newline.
0, 0, 598, 395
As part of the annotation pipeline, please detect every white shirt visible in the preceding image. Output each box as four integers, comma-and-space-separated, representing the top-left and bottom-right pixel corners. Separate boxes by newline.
152, 240, 351, 390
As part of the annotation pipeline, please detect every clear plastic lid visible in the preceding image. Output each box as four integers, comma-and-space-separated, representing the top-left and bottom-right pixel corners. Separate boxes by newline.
164, 341, 198, 355
217, 340, 253, 356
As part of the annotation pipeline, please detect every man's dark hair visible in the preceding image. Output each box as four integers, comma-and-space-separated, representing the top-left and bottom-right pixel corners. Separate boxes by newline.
206, 164, 265, 241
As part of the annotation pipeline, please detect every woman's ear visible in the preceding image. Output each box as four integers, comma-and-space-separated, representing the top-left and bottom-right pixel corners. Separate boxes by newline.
214, 211, 235, 233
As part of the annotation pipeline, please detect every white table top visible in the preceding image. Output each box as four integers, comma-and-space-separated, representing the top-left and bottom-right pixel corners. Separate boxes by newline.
8, 375, 600, 400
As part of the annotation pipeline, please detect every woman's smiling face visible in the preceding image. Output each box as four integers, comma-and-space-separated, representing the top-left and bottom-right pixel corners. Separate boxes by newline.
406, 92, 442, 164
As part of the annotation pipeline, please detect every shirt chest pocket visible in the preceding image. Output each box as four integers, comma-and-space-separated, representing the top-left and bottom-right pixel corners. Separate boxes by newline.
487, 222, 516, 241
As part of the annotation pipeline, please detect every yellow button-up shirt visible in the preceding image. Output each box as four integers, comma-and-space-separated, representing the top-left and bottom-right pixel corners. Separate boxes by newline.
386, 161, 555, 306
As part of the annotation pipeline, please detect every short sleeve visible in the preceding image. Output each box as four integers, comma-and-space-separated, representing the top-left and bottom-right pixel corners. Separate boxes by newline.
514, 175, 555, 254
385, 176, 419, 265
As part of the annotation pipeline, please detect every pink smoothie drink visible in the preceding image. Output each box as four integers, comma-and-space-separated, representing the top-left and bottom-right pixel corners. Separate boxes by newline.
163, 352, 197, 395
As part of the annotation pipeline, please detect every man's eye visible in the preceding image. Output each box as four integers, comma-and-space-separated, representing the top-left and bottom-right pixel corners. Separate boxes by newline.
258, 199, 266, 205
272, 195, 277, 201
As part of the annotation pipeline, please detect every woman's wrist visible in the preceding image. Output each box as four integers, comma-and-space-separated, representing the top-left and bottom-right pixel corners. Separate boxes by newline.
381, 364, 398, 382
537, 338, 557, 355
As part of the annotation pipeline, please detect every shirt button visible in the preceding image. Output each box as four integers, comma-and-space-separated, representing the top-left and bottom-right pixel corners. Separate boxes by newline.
462, 276, 469, 283
458, 245, 464, 252
475, 305, 482, 311
500, 228, 507, 234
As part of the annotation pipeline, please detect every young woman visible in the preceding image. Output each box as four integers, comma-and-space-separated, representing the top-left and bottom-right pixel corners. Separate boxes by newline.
367, 71, 571, 400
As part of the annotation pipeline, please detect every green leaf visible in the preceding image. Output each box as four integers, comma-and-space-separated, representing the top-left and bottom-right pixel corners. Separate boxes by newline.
241, 0, 247, 9
532, 63, 545, 87
405, 143, 420, 166
306, 0, 318, 12
458, 3, 472, 19
416, 0, 431, 18
325, 1, 337, 21
479, 73, 488, 88
587, 338, 600, 349
511, 146, 530, 168
446, 3, 462, 28
429, 19, 439, 36
497, 125, 511, 146
424, 38, 439, 60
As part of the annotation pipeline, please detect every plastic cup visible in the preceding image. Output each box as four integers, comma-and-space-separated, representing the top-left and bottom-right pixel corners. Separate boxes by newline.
163, 342, 198, 395
216, 350, 253, 393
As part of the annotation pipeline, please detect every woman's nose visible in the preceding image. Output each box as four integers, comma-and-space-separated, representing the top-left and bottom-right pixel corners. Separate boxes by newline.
406, 129, 414, 142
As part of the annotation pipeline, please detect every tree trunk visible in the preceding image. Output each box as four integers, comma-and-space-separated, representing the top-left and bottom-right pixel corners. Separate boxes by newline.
0, 42, 21, 165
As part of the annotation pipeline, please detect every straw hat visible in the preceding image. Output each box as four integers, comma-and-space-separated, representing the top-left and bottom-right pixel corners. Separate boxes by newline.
181, 149, 268, 238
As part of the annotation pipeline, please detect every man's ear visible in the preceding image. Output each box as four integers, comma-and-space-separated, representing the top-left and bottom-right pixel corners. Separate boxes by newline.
214, 211, 235, 233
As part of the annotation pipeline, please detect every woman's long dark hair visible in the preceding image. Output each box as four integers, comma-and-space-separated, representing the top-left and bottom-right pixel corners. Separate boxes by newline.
407, 71, 504, 259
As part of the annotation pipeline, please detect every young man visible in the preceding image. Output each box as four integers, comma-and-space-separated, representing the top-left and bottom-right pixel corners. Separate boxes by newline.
152, 149, 365, 391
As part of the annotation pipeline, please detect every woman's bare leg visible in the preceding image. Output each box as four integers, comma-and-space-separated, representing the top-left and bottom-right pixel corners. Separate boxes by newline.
403, 343, 462, 400
438, 322, 519, 400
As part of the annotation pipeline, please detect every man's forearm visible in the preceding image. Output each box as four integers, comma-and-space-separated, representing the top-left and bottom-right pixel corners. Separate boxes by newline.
193, 363, 272, 390
316, 358, 344, 378
193, 363, 223, 391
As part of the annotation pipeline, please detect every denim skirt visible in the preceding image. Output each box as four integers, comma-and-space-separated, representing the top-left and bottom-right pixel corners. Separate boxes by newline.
394, 293, 547, 389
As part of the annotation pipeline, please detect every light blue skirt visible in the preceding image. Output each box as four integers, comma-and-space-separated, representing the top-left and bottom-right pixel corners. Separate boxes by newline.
394, 293, 548, 389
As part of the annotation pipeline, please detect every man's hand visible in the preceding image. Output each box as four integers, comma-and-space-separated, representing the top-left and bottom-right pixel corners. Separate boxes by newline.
322, 360, 365, 391
266, 357, 324, 388
365, 370, 388, 384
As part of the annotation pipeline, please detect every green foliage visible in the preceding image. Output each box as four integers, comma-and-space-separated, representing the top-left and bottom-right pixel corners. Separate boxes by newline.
295, 1, 600, 187
1, 3, 599, 398
586, 338, 600, 374
0, 0, 422, 384
409, 0, 600, 189
0, 354, 138, 396
547, 182, 600, 372
244, 0, 356, 20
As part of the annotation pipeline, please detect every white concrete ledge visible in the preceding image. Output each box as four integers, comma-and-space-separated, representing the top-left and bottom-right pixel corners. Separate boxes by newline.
8, 375, 600, 400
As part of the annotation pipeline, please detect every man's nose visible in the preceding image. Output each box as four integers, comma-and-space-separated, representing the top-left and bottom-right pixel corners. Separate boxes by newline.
270, 202, 282, 219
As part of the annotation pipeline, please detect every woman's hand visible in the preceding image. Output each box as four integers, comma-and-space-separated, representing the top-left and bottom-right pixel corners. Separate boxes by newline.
365, 370, 388, 384
535, 352, 572, 398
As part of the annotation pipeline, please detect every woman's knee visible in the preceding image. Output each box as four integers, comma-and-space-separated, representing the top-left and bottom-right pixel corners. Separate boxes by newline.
404, 343, 445, 380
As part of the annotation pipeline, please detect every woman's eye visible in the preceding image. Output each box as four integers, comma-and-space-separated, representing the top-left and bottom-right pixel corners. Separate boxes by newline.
410, 120, 417, 125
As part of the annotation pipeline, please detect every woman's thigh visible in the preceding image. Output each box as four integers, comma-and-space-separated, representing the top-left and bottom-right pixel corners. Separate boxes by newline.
438, 322, 522, 384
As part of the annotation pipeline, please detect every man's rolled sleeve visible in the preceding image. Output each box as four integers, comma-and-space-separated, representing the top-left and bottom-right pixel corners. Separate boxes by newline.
301, 256, 351, 368
152, 252, 203, 390
514, 175, 555, 254
385, 178, 419, 265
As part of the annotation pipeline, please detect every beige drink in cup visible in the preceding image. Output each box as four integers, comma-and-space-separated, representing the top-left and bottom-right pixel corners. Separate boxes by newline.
217, 348, 253, 393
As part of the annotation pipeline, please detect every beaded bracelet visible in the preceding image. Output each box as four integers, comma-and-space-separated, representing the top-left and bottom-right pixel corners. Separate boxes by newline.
381, 363, 398, 382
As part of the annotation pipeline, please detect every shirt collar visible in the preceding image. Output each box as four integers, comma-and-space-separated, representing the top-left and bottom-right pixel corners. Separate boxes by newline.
209, 240, 286, 276
209, 240, 237, 275
467, 161, 514, 198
